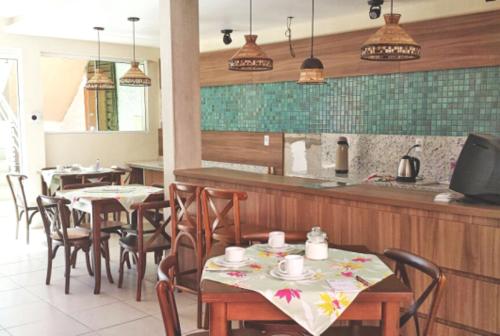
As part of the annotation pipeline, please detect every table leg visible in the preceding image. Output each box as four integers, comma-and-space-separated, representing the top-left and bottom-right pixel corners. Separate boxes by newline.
91, 203, 102, 295
210, 303, 228, 336
381, 302, 400, 336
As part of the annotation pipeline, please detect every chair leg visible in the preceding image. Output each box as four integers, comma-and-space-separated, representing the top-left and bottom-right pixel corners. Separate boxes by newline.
84, 247, 94, 276
71, 247, 79, 268
46, 243, 53, 285
136, 252, 146, 301
101, 240, 114, 284
118, 250, 126, 288
64, 245, 71, 294
15, 211, 22, 240
25, 212, 30, 244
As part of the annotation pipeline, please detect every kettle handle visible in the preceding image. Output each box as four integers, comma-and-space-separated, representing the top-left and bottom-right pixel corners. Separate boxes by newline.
413, 157, 420, 177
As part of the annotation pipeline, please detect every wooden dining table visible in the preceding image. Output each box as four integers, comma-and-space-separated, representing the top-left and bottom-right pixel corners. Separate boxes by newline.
201, 244, 413, 336
57, 185, 165, 294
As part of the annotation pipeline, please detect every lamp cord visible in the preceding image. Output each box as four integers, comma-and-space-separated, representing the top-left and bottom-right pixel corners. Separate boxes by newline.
249, 0, 252, 35
310, 0, 315, 58
391, 0, 394, 15
96, 29, 101, 70
285, 16, 295, 58
132, 20, 136, 62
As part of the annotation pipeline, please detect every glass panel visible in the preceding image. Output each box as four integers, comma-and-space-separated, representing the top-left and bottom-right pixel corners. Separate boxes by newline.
41, 56, 148, 132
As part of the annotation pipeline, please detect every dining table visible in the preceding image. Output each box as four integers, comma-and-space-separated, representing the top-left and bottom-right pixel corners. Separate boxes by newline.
40, 167, 125, 195
201, 243, 413, 336
57, 184, 165, 294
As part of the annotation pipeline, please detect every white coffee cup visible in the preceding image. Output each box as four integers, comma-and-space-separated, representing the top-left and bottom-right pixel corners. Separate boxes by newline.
56, 165, 63, 172
268, 231, 285, 248
278, 255, 304, 276
224, 246, 245, 263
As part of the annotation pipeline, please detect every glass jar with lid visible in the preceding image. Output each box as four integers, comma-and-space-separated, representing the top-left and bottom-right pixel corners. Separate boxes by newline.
305, 226, 328, 260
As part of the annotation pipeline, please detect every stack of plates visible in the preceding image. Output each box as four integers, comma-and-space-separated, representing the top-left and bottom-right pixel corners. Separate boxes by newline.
211, 256, 252, 268
254, 244, 298, 253
270, 267, 315, 281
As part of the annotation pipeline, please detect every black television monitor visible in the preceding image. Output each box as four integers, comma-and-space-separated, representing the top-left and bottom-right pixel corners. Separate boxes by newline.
450, 134, 500, 205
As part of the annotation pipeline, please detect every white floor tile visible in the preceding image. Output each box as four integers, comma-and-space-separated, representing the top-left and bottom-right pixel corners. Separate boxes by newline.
69, 302, 147, 330
0, 301, 63, 328
97, 316, 164, 336
0, 277, 20, 292
6, 313, 89, 336
0, 330, 10, 336
0, 288, 41, 309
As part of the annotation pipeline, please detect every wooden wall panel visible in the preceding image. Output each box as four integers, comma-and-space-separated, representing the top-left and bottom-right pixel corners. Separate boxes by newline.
202, 131, 284, 174
200, 10, 500, 87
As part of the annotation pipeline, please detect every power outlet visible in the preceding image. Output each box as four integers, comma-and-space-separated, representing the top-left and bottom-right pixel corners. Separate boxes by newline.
264, 135, 270, 146
415, 138, 423, 152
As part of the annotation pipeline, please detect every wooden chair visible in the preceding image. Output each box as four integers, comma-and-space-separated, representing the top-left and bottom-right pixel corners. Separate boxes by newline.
36, 195, 114, 294
156, 254, 261, 336
169, 182, 204, 328
118, 199, 172, 301
6, 174, 39, 244
201, 187, 275, 252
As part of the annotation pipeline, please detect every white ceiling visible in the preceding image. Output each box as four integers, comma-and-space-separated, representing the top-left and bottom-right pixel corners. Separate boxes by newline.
1, 0, 499, 51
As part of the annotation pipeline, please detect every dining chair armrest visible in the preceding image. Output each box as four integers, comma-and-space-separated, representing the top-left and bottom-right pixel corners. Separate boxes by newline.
131, 200, 170, 212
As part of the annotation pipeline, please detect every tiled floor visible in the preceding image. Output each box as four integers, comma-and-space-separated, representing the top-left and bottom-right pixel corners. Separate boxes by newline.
0, 200, 199, 336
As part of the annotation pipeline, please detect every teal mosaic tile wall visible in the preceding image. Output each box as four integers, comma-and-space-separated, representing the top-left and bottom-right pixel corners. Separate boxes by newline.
201, 66, 500, 136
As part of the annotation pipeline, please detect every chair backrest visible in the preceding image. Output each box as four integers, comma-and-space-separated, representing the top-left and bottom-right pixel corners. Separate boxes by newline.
169, 182, 202, 236
60, 172, 118, 190
36, 195, 72, 243
6, 174, 29, 212
156, 254, 182, 336
134, 199, 171, 253
201, 187, 247, 252
384, 248, 446, 336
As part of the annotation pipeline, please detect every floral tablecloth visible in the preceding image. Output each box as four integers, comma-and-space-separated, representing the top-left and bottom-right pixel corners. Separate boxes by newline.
42, 168, 116, 194
202, 244, 393, 336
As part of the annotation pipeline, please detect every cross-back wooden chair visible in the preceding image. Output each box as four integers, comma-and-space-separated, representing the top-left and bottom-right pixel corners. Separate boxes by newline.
6, 174, 39, 244
169, 182, 204, 328
201, 187, 274, 253
322, 248, 446, 336
156, 254, 262, 336
118, 197, 172, 301
37, 195, 114, 294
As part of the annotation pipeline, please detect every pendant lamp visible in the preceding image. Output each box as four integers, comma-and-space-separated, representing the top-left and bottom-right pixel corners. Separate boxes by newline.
361, 0, 421, 61
298, 0, 325, 84
85, 27, 115, 90
120, 17, 151, 87
228, 0, 273, 71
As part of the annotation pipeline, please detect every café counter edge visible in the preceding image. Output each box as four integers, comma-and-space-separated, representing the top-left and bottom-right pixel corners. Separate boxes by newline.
174, 167, 500, 336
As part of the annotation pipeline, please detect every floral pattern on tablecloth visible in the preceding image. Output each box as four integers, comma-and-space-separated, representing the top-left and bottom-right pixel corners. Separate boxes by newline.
202, 244, 393, 336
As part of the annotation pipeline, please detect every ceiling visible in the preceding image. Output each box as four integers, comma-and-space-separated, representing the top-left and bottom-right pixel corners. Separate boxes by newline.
1, 0, 499, 51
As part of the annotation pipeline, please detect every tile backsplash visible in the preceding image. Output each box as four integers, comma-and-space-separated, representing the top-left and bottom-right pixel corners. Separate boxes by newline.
201, 66, 500, 136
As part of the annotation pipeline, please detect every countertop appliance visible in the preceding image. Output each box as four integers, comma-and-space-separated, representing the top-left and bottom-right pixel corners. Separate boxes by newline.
450, 133, 500, 204
396, 144, 421, 183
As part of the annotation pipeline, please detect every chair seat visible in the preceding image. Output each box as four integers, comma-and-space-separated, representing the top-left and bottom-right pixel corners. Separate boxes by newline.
187, 328, 261, 336
119, 233, 170, 252
101, 220, 127, 230
322, 326, 385, 336
212, 224, 273, 244
51, 228, 89, 241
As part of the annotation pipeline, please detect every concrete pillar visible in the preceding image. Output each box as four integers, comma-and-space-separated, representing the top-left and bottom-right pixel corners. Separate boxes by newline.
159, 0, 202, 185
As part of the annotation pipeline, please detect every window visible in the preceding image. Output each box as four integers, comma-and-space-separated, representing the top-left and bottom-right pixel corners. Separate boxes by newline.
41, 56, 148, 132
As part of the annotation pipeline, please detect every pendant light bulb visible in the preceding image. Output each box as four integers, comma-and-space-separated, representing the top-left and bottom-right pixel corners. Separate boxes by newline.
228, 0, 273, 71
361, 0, 421, 61
85, 27, 115, 90
298, 0, 325, 85
120, 17, 152, 87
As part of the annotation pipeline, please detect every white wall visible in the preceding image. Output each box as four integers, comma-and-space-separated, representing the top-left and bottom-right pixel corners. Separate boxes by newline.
0, 33, 160, 193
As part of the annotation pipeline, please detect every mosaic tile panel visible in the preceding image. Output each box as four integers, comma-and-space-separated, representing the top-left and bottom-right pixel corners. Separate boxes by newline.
201, 66, 500, 136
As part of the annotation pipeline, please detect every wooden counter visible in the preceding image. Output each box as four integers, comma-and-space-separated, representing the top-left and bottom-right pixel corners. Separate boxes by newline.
127, 160, 164, 186
175, 168, 500, 336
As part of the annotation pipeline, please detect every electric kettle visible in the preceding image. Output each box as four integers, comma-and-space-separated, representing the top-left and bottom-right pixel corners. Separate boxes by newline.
396, 144, 421, 182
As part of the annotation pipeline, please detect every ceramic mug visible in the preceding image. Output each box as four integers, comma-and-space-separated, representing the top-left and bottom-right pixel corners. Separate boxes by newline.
224, 246, 245, 263
268, 231, 285, 248
278, 255, 304, 276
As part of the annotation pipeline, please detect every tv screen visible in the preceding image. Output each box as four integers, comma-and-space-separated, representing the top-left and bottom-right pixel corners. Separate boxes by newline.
450, 134, 500, 204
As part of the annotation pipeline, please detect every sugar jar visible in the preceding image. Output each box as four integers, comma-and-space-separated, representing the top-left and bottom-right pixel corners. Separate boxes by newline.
305, 226, 328, 260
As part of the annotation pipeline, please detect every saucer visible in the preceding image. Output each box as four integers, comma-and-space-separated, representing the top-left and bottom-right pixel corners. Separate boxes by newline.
255, 243, 297, 253
212, 256, 252, 268
270, 267, 315, 281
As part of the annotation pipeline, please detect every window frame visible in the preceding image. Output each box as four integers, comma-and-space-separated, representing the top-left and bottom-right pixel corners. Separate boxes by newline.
41, 52, 151, 135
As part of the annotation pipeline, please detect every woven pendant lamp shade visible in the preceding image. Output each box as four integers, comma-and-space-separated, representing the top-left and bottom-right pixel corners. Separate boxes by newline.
361, 13, 421, 61
228, 34, 273, 71
120, 61, 151, 86
85, 27, 115, 90
298, 57, 325, 84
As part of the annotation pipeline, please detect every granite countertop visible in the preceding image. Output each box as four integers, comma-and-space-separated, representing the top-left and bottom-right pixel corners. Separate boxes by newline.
127, 160, 164, 172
